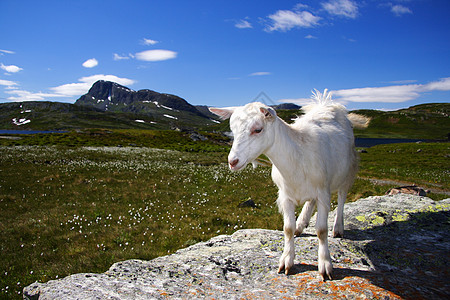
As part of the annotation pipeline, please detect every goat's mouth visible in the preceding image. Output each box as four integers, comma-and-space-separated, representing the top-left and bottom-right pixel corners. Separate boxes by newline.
229, 159, 248, 171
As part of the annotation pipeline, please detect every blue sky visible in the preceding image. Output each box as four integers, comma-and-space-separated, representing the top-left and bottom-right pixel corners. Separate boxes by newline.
1, 0, 449, 110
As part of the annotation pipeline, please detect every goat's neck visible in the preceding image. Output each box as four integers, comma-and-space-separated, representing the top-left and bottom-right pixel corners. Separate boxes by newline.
264, 118, 302, 176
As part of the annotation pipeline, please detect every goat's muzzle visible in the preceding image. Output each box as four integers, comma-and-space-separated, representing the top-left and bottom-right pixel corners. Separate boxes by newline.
229, 158, 239, 169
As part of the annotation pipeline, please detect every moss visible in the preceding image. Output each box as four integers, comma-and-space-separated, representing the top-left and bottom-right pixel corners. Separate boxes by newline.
356, 214, 385, 226
392, 213, 409, 222
371, 215, 385, 225
355, 215, 367, 222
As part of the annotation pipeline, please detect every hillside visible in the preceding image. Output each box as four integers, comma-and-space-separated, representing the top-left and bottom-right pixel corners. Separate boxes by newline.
0, 80, 448, 139
0, 81, 219, 131
352, 103, 449, 140
0, 101, 163, 131
210, 102, 449, 140
75, 80, 215, 129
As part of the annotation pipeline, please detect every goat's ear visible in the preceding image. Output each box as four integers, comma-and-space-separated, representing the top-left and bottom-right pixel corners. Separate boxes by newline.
208, 107, 235, 120
260, 107, 276, 119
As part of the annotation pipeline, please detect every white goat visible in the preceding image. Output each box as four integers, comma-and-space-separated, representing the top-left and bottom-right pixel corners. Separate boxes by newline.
210, 90, 359, 280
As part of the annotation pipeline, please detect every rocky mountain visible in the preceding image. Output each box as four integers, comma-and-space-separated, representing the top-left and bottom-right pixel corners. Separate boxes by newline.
24, 194, 450, 299
0, 81, 222, 131
272, 103, 301, 110
1, 80, 448, 138
75, 80, 215, 128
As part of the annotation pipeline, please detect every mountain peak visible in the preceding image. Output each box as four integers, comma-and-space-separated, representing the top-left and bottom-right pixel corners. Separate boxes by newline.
74, 81, 212, 126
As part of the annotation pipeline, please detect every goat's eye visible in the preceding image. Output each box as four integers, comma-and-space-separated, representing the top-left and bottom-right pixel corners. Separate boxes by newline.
252, 128, 263, 134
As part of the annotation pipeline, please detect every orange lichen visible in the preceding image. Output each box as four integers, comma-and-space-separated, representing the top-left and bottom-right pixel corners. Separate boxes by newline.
293, 273, 403, 299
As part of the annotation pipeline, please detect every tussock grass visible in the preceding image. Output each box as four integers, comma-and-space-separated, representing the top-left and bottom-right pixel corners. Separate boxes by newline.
0, 142, 448, 298
358, 142, 449, 194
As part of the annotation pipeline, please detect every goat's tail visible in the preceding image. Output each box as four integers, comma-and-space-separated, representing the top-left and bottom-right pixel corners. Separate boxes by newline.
310, 89, 370, 129
311, 89, 333, 105
348, 113, 371, 129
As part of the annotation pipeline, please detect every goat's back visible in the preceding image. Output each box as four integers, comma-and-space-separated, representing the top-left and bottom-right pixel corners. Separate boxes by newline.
295, 102, 351, 131
285, 101, 357, 195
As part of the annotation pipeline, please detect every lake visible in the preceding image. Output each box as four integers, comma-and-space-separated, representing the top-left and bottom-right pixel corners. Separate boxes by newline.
355, 138, 429, 148
0, 130, 434, 147
0, 130, 67, 134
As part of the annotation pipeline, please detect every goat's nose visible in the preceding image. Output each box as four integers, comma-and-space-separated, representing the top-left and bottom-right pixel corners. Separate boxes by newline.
229, 158, 239, 168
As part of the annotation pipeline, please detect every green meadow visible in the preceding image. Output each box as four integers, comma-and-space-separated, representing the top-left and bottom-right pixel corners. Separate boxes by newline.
0, 133, 448, 298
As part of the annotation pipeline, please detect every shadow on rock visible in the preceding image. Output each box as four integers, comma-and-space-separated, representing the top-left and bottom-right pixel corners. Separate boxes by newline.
337, 209, 450, 299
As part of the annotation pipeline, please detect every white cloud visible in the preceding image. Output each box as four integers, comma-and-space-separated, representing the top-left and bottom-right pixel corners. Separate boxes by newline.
1, 63, 23, 73
422, 77, 450, 91
332, 77, 450, 103
6, 90, 62, 102
142, 38, 159, 45
82, 58, 98, 68
0, 79, 18, 87
2, 74, 135, 102
0, 49, 15, 55
249, 72, 271, 76
265, 9, 321, 32
135, 49, 177, 62
391, 5, 412, 16
305, 34, 318, 39
389, 80, 418, 85
333, 84, 421, 103
322, 0, 358, 19
235, 19, 252, 29
279, 77, 450, 105
50, 82, 90, 97
113, 53, 131, 60
51, 74, 136, 97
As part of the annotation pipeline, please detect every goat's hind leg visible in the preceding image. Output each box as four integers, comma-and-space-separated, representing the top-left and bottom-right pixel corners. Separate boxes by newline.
295, 199, 316, 236
332, 189, 347, 238
316, 193, 333, 281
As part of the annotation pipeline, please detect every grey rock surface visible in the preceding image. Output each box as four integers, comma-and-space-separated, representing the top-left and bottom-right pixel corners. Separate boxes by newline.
24, 194, 450, 299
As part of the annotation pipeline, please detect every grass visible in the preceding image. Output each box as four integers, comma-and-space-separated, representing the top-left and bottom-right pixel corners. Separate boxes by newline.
358, 142, 449, 196
0, 141, 448, 298
0, 129, 229, 152
0, 101, 216, 131
351, 103, 450, 140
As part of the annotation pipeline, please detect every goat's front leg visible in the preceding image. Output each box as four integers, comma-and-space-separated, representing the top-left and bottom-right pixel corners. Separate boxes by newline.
278, 198, 296, 275
316, 196, 333, 281
295, 199, 316, 236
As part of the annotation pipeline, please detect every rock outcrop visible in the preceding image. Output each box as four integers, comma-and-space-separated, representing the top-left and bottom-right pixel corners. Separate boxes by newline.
24, 194, 450, 299
75, 80, 206, 117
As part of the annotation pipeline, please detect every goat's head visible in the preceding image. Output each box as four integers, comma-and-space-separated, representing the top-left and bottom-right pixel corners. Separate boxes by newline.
210, 102, 276, 171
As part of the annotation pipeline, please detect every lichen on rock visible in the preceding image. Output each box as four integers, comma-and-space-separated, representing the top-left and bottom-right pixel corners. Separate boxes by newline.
24, 194, 450, 299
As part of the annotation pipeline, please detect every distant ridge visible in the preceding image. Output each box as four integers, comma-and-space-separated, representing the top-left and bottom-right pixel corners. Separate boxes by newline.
271, 103, 301, 110
75, 80, 207, 118
0, 80, 448, 139
0, 81, 218, 131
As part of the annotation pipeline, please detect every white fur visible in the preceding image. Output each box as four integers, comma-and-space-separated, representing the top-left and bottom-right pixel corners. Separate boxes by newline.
209, 90, 359, 280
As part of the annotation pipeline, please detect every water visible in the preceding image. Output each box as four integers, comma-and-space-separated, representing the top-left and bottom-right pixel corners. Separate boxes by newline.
0, 130, 67, 135
355, 138, 429, 148
0, 130, 434, 147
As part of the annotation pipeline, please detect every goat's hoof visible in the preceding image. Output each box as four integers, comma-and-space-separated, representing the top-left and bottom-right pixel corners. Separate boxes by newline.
332, 231, 344, 238
295, 223, 308, 236
278, 256, 294, 275
319, 262, 333, 281
277, 265, 292, 275
320, 270, 333, 281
